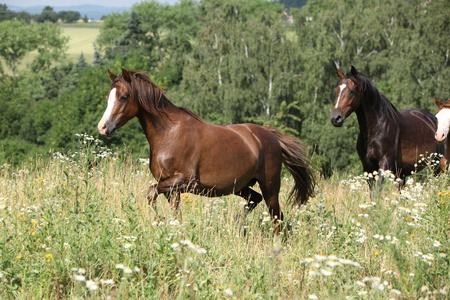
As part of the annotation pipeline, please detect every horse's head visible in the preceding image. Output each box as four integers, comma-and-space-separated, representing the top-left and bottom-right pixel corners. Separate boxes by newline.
98, 69, 139, 137
330, 66, 362, 127
434, 97, 450, 143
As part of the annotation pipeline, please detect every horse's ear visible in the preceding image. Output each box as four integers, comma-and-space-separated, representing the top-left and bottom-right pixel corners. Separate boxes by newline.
435, 97, 443, 108
121, 68, 132, 83
336, 69, 345, 79
351, 65, 358, 77
108, 69, 116, 82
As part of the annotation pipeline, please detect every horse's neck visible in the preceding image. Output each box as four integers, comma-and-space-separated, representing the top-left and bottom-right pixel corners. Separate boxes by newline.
137, 104, 190, 148
355, 99, 379, 137
137, 105, 173, 142
356, 93, 397, 139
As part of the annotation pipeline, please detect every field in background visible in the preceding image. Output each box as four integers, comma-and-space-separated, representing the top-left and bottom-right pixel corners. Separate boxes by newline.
5, 24, 101, 74
60, 24, 101, 64
0, 134, 448, 298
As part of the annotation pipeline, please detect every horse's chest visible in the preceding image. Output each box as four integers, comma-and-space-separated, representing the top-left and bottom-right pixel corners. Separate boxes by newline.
366, 145, 380, 159
358, 137, 384, 163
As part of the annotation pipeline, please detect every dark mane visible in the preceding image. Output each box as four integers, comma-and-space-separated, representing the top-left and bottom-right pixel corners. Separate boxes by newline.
115, 70, 203, 122
346, 71, 400, 121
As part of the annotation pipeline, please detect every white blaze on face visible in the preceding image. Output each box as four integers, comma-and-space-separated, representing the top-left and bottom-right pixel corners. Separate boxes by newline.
97, 88, 117, 136
335, 83, 347, 109
435, 108, 450, 142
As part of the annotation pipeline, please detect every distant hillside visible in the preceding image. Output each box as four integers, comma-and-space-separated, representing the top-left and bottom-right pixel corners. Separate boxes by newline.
6, 4, 131, 20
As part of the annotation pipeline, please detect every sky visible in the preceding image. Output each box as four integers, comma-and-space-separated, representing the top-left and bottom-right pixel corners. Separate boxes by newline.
2, 0, 180, 7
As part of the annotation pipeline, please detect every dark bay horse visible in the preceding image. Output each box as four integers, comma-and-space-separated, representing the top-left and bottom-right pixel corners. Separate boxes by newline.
330, 66, 443, 182
98, 69, 315, 234
434, 97, 450, 169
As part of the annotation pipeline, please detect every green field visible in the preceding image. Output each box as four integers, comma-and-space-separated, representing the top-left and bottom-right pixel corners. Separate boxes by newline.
61, 24, 101, 64
0, 134, 448, 298
11, 24, 100, 74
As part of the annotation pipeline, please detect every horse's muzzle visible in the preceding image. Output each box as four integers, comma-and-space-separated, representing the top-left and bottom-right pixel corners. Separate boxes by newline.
330, 112, 344, 127
98, 120, 116, 137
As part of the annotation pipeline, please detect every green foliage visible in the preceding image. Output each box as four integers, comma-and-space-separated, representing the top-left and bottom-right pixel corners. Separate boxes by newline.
0, 0, 449, 175
278, 0, 307, 9
0, 4, 15, 21
30, 22, 69, 73
0, 20, 68, 76
35, 6, 58, 23
0, 4, 32, 23
0, 20, 36, 76
57, 10, 81, 23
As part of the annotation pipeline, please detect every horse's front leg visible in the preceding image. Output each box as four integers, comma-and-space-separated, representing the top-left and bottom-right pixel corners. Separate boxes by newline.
157, 175, 189, 217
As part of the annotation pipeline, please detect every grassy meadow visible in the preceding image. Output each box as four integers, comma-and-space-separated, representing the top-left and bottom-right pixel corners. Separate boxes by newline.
60, 24, 101, 64
0, 134, 448, 299
6, 24, 100, 75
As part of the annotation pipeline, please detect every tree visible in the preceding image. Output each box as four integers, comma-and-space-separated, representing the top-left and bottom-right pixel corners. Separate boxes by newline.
58, 10, 81, 23
29, 22, 69, 73
35, 6, 58, 23
181, 0, 300, 131
0, 20, 68, 76
0, 4, 15, 21
92, 44, 105, 66
278, 0, 307, 9
0, 20, 36, 77
76, 53, 88, 69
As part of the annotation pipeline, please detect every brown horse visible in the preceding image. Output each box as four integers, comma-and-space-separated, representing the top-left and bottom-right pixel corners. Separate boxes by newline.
97, 69, 315, 234
330, 66, 443, 183
434, 97, 450, 169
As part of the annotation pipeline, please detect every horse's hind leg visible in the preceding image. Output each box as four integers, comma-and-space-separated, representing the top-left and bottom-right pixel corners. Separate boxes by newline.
237, 186, 263, 214
233, 186, 263, 235
260, 179, 283, 235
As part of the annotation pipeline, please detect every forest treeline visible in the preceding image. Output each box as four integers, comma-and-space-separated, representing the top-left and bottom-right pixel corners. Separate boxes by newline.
0, 0, 448, 175
0, 4, 85, 23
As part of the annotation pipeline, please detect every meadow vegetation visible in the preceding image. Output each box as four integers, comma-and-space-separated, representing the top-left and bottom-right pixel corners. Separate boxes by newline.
0, 134, 447, 298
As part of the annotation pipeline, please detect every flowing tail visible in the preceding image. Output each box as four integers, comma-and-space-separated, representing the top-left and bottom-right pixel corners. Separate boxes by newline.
268, 127, 316, 205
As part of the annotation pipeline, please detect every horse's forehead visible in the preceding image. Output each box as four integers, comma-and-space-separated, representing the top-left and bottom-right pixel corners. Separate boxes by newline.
436, 107, 450, 121
337, 77, 356, 89
111, 80, 128, 94
345, 77, 358, 87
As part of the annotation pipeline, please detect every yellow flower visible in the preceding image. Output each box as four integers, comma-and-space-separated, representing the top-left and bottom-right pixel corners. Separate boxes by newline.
438, 190, 450, 197
181, 193, 192, 204
16, 255, 22, 260
45, 254, 52, 259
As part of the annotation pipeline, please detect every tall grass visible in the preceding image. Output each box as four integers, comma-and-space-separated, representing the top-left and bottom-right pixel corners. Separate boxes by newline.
0, 134, 448, 299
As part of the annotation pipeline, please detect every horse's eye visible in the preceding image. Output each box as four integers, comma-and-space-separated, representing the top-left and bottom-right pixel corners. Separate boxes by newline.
349, 89, 355, 95
119, 95, 128, 102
